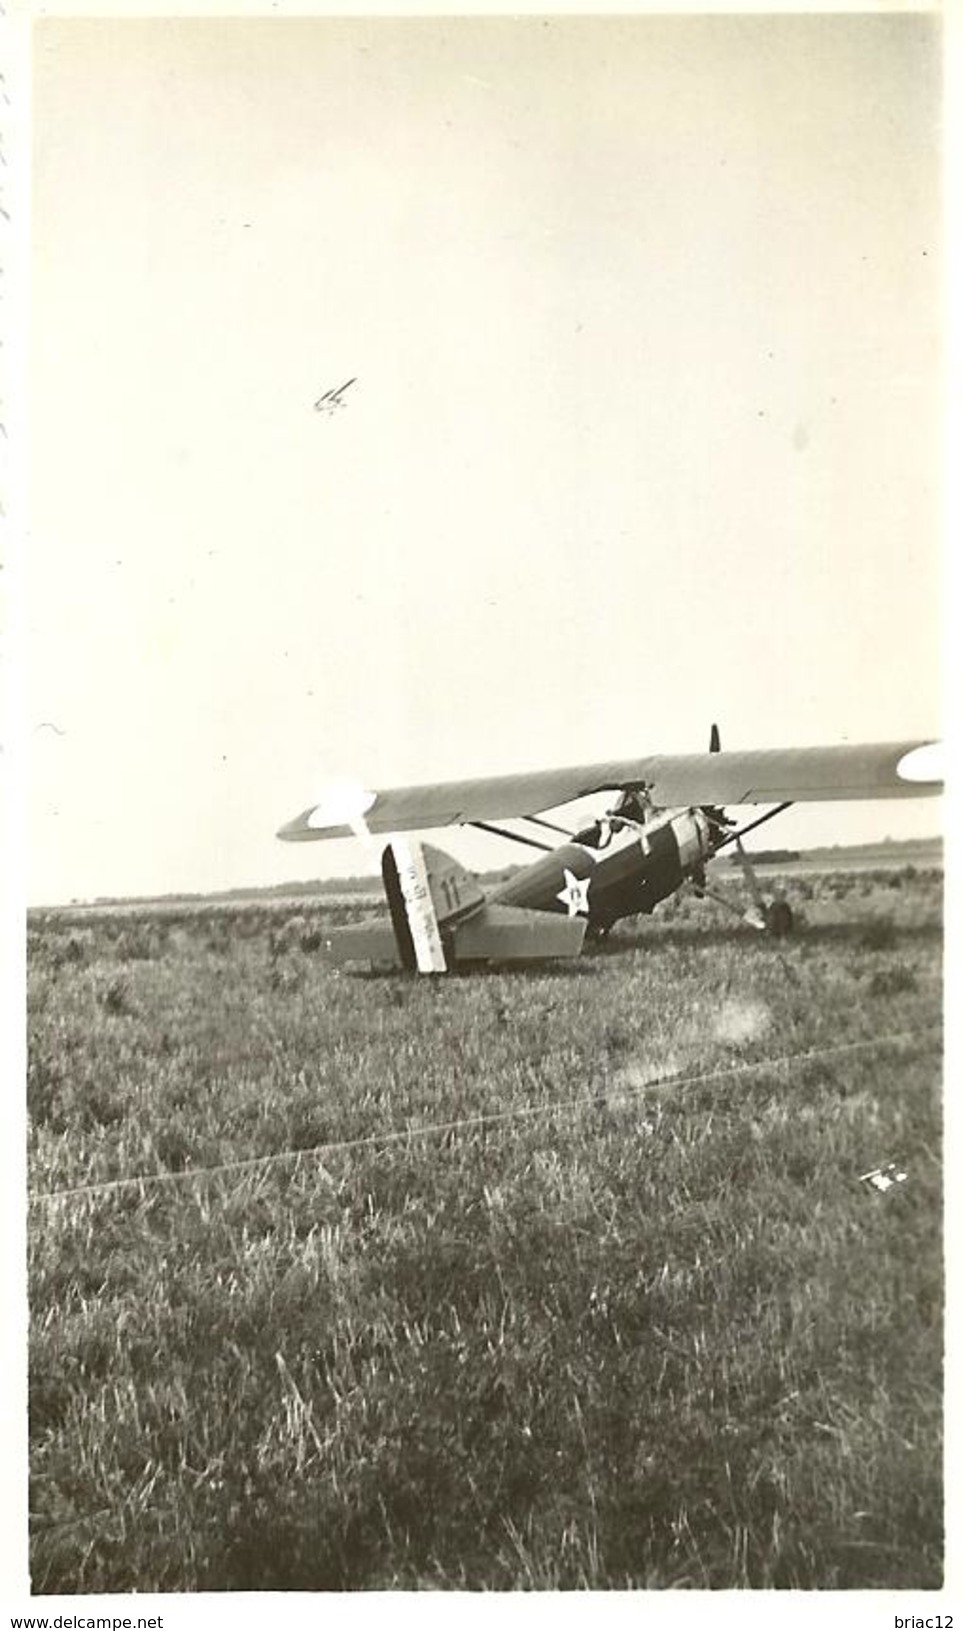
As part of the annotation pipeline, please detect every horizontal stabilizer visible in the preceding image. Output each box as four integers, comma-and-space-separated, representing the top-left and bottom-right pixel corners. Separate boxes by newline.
317, 904, 586, 970
319, 923, 402, 968
452, 904, 587, 963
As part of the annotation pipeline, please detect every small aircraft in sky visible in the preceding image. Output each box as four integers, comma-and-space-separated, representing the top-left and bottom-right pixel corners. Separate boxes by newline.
313, 378, 356, 415
277, 731, 942, 973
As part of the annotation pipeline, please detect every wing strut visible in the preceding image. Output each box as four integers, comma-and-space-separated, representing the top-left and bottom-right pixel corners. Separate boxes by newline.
711, 802, 794, 852
468, 821, 555, 853
523, 815, 576, 838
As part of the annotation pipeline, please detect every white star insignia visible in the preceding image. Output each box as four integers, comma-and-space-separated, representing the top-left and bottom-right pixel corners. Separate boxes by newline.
557, 867, 592, 918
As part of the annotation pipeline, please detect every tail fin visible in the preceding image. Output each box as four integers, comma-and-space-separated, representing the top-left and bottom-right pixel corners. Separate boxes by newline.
380, 838, 587, 972
381, 839, 485, 973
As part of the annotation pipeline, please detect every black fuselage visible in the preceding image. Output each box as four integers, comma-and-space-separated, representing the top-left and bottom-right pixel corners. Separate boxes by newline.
488, 809, 712, 933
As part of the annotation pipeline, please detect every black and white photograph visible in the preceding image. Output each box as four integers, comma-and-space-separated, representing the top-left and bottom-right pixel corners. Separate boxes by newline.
7, 2, 950, 1610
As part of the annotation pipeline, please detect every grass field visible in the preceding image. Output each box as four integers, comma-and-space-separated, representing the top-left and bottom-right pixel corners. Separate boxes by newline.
27, 865, 943, 1592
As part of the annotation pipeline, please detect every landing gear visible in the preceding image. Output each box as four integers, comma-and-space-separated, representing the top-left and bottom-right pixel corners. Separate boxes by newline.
691, 839, 796, 936
764, 899, 794, 937
586, 916, 620, 945
734, 838, 795, 936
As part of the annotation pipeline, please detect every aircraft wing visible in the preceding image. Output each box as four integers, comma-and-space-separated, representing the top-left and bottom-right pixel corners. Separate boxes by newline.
278, 738, 941, 842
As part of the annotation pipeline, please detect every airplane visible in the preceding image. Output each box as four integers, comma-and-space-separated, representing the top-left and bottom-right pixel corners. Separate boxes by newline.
277, 731, 942, 974
313, 378, 357, 414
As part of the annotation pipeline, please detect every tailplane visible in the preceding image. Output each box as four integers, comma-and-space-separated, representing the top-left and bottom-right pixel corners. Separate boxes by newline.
321, 838, 586, 972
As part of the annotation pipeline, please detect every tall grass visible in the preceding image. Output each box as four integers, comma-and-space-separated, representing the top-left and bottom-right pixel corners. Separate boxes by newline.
27, 869, 943, 1590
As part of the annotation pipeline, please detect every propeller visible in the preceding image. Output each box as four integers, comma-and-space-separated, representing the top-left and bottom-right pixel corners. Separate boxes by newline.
701, 722, 733, 851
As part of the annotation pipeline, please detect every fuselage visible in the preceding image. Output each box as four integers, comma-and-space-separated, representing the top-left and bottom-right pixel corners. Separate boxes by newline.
488, 807, 713, 933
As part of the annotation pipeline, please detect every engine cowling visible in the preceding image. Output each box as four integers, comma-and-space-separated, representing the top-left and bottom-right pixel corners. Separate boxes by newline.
667, 808, 713, 871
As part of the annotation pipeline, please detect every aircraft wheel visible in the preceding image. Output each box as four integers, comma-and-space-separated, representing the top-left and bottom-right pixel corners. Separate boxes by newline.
765, 900, 794, 937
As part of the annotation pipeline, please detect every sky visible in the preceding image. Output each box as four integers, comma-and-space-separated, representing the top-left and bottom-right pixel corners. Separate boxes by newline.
26, 12, 944, 902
